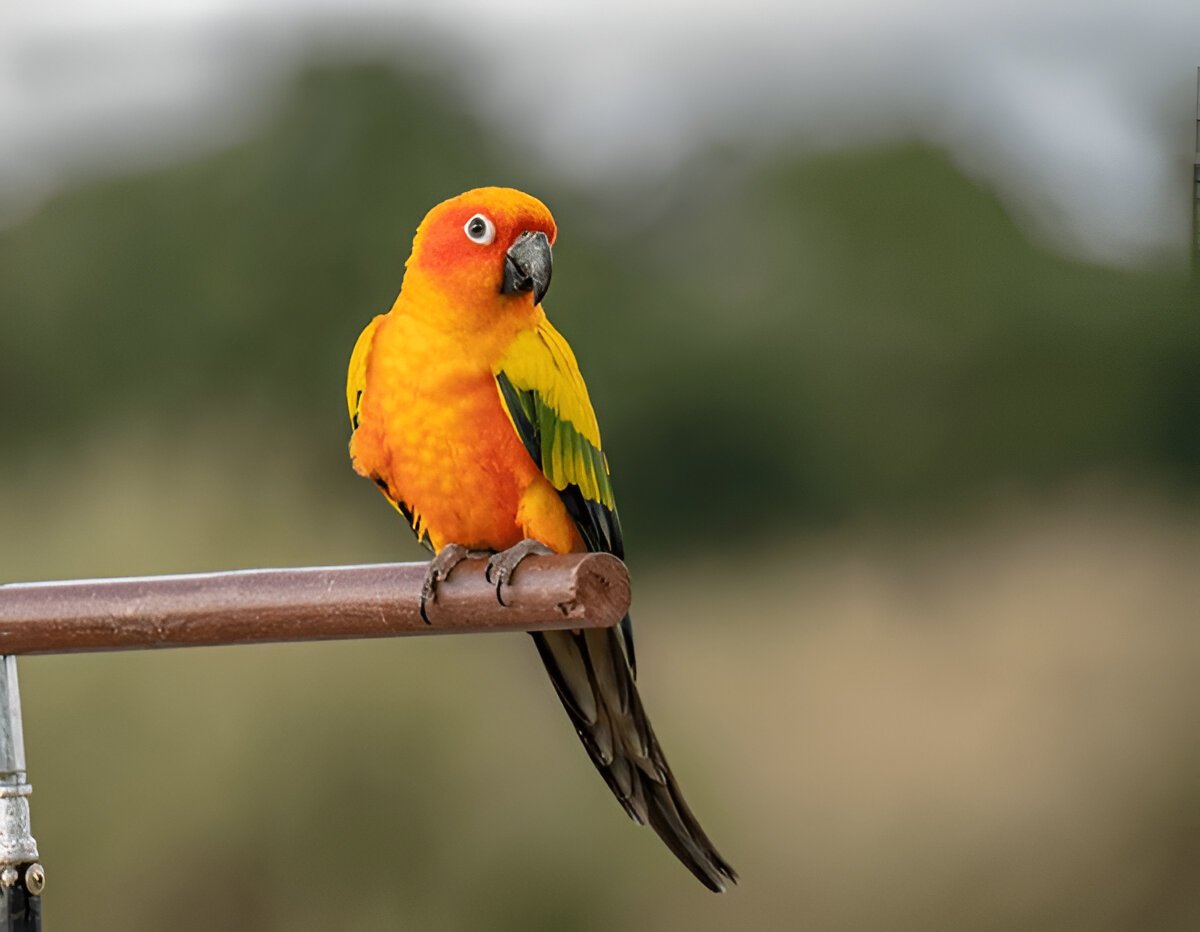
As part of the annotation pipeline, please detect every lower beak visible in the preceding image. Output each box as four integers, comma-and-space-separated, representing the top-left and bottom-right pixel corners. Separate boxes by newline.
501, 231, 552, 304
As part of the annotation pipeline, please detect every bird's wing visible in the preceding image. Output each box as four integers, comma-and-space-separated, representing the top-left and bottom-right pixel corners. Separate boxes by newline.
346, 314, 383, 431
493, 319, 632, 659
493, 321, 737, 891
493, 319, 624, 560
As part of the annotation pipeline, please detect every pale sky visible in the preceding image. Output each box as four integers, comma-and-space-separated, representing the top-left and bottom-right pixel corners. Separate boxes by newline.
2, 0, 1198, 265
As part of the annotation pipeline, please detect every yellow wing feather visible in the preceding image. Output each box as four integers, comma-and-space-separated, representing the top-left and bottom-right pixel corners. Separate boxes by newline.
493, 318, 615, 511
498, 322, 604, 447
346, 314, 383, 429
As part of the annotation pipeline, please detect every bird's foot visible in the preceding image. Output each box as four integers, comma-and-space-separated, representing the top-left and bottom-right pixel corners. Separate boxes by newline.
420, 544, 490, 623
484, 538, 555, 606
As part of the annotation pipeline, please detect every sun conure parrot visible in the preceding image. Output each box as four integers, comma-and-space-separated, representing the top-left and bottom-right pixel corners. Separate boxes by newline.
346, 187, 736, 891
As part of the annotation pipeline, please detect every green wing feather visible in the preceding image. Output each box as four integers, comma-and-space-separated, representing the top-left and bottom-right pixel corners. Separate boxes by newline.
494, 320, 632, 662
494, 322, 623, 556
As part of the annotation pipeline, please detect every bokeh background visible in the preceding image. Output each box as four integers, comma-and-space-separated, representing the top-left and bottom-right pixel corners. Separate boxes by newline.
3, 3, 1200, 929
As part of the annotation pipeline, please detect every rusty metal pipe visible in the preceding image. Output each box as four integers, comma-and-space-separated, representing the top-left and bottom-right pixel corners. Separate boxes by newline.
0, 555, 628, 655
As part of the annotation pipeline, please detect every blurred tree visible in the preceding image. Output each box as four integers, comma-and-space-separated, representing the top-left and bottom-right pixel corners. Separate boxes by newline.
2, 62, 1196, 557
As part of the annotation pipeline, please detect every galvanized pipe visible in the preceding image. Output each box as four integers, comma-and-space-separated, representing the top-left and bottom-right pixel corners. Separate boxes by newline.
0, 658, 41, 931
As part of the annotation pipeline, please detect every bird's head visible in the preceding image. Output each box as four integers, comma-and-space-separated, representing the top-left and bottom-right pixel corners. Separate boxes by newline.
402, 187, 557, 313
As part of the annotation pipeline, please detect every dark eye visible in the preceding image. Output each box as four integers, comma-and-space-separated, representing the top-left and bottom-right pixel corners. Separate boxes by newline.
464, 213, 495, 245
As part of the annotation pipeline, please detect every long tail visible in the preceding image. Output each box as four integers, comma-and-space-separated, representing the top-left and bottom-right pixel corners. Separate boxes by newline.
531, 622, 738, 892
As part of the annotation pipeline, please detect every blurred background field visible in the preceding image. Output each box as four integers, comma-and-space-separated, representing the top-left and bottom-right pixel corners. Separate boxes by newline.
2, 4, 1200, 929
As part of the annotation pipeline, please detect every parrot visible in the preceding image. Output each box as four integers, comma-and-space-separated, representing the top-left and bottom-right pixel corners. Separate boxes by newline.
346, 187, 736, 892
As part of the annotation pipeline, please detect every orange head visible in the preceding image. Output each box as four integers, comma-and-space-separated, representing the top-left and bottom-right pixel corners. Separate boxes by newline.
401, 187, 558, 313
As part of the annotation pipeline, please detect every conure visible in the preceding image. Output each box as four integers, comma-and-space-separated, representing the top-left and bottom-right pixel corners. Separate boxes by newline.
347, 187, 736, 891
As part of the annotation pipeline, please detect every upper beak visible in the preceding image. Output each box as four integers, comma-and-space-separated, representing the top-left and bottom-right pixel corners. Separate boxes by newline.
501, 231, 552, 304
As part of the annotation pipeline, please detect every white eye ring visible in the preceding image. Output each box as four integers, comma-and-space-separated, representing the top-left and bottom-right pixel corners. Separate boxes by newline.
464, 213, 495, 245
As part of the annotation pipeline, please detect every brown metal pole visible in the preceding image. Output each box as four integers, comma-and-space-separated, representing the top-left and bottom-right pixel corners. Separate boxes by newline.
0, 555, 628, 655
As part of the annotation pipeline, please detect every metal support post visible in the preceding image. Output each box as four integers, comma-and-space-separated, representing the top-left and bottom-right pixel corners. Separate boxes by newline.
0, 658, 41, 931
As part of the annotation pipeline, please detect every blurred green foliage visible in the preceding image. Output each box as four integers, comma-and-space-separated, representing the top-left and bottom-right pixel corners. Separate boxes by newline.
3, 63, 1196, 560
2, 60, 1199, 932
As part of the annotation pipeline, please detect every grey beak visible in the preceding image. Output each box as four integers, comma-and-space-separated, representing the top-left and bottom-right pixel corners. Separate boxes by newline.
501, 231, 552, 304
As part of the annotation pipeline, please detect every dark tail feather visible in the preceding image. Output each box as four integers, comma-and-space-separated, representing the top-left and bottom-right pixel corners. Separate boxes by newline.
531, 622, 738, 892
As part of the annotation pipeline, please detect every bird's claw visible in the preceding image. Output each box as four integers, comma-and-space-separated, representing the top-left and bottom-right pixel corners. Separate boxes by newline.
484, 538, 555, 606
419, 543, 484, 623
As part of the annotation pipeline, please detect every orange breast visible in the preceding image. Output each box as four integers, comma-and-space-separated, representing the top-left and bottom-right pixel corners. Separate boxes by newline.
351, 312, 572, 553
